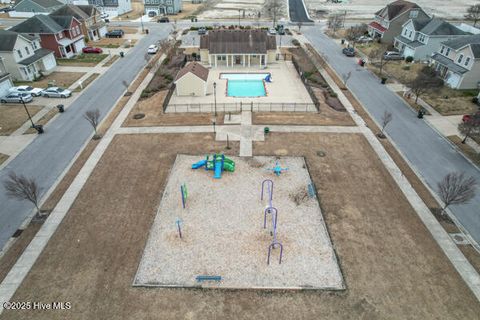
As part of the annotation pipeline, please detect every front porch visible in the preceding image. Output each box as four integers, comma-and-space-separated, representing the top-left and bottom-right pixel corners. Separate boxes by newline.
18, 49, 56, 81
58, 37, 85, 59
208, 53, 268, 68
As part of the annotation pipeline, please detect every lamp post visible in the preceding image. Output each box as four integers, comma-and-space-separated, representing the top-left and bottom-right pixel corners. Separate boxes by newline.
213, 81, 217, 117
238, 9, 241, 27
140, 14, 144, 33
20, 96, 35, 128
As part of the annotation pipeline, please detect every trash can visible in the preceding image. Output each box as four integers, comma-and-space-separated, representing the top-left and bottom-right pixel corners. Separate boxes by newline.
264, 127, 270, 134
120, 51, 124, 58
381, 77, 387, 84
56, 104, 64, 113
358, 59, 365, 67
145, 29, 149, 34
417, 108, 425, 119
341, 39, 345, 45
35, 124, 44, 134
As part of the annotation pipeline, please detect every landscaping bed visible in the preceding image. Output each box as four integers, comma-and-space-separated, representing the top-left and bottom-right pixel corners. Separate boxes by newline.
56, 54, 108, 67
73, 73, 100, 92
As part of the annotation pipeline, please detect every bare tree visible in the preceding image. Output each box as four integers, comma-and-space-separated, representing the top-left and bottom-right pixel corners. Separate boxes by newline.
345, 24, 367, 48
327, 14, 343, 35
342, 71, 352, 86
297, 21, 303, 32
265, 0, 285, 28
84, 109, 101, 139
465, 4, 480, 27
407, 66, 443, 103
3, 172, 42, 217
438, 172, 477, 215
367, 45, 389, 76
458, 114, 480, 143
380, 110, 393, 137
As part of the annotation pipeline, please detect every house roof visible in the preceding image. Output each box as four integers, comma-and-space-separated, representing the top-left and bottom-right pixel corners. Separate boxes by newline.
76, 5, 97, 17
0, 30, 38, 51
11, 14, 64, 34
395, 35, 424, 48
368, 21, 387, 33
419, 18, 469, 36
442, 34, 480, 57
431, 53, 469, 74
50, 15, 74, 29
15, 0, 63, 9
175, 62, 209, 82
200, 29, 276, 54
375, 0, 421, 21
18, 48, 53, 65
50, 4, 89, 21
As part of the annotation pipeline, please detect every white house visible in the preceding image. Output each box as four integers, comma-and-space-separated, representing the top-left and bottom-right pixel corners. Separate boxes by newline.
10, 0, 64, 18
394, 17, 469, 61
0, 30, 57, 81
144, 0, 182, 16
431, 34, 480, 89
174, 62, 208, 96
0, 58, 14, 97
83, 0, 131, 18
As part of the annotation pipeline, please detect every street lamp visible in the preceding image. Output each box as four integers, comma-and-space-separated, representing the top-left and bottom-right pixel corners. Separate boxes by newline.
140, 14, 144, 33
213, 81, 217, 117
238, 9, 241, 27
20, 96, 35, 128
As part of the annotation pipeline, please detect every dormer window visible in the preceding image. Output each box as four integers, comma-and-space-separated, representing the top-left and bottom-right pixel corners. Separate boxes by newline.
404, 28, 408, 36
457, 54, 464, 64
409, 30, 412, 38
410, 10, 418, 18
446, 48, 450, 56
465, 57, 471, 66
440, 45, 444, 54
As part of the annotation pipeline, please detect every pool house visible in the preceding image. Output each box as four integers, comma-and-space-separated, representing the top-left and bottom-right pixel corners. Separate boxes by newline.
199, 29, 277, 68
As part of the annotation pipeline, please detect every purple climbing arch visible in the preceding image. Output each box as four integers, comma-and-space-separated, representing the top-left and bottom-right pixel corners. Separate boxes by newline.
261, 179, 274, 208
263, 207, 278, 230
267, 241, 284, 265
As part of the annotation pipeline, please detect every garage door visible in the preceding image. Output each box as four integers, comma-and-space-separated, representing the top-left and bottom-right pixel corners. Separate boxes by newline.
0, 78, 13, 97
74, 39, 86, 54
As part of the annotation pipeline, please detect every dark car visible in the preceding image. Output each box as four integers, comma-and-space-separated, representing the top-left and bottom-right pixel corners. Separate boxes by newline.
0, 6, 14, 12
342, 47, 355, 57
157, 17, 169, 23
105, 29, 124, 38
198, 27, 207, 35
148, 11, 156, 17
82, 46, 103, 54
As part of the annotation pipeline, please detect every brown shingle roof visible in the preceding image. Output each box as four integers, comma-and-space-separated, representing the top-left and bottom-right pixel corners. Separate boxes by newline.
175, 62, 209, 82
200, 29, 277, 54
375, 0, 421, 21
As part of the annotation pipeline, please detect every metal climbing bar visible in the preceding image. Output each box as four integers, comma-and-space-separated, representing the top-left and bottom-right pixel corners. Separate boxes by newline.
267, 241, 284, 265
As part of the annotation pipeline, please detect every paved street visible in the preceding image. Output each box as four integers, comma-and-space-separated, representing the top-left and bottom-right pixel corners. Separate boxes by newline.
0, 24, 171, 250
303, 26, 480, 245
289, 0, 313, 23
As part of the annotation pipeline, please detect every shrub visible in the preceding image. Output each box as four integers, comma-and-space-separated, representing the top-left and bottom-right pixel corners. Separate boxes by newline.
292, 39, 300, 47
330, 92, 338, 98
472, 97, 479, 104
405, 56, 414, 63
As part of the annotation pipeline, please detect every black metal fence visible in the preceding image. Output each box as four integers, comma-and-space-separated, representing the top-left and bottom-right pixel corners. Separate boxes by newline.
165, 102, 317, 113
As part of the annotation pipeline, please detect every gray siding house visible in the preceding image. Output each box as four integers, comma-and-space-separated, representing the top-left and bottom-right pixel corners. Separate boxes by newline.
11, 0, 64, 18
144, 0, 182, 16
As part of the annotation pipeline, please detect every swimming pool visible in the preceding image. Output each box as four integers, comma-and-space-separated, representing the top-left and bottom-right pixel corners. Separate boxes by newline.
220, 73, 270, 97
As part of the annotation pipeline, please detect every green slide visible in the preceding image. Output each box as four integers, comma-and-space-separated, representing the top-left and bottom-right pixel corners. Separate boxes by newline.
223, 158, 235, 172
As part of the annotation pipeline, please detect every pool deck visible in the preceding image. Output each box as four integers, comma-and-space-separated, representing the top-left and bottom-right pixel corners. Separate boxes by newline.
168, 61, 314, 110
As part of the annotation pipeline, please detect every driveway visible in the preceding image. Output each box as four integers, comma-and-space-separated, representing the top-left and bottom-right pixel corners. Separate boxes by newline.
0, 24, 172, 250
303, 26, 480, 246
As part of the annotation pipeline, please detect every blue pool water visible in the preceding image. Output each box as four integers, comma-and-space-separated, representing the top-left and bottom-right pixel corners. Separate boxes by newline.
221, 73, 270, 97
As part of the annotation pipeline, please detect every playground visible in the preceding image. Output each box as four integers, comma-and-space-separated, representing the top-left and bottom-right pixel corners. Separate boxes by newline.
134, 155, 344, 289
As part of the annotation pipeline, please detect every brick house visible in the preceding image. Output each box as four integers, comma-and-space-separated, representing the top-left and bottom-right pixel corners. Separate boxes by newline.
50, 4, 107, 41
10, 14, 86, 58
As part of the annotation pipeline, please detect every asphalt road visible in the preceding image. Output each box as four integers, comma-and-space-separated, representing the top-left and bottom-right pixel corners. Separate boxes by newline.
304, 27, 480, 245
0, 24, 171, 249
289, 0, 313, 23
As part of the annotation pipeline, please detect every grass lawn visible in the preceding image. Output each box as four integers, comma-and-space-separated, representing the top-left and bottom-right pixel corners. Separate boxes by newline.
0, 153, 8, 165
73, 73, 100, 92
107, 26, 138, 34
0, 105, 43, 135
115, 2, 143, 20
92, 38, 126, 48
56, 54, 108, 67
14, 72, 85, 89
423, 87, 479, 116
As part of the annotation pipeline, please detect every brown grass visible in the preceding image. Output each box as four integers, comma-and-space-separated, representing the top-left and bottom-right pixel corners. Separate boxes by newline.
24, 108, 57, 134
103, 55, 120, 67
14, 72, 85, 89
448, 135, 480, 166
253, 108, 354, 126
171, 2, 203, 19
0, 105, 43, 135
0, 153, 8, 165
93, 38, 127, 48
108, 26, 138, 34
115, 2, 144, 20
423, 88, 478, 116
73, 73, 100, 92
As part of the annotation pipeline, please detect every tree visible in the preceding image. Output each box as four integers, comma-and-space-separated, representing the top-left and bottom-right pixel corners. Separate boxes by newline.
465, 4, 480, 27
3, 172, 42, 217
367, 45, 389, 76
406, 66, 443, 103
265, 0, 285, 28
380, 110, 393, 137
342, 71, 352, 86
327, 14, 343, 35
345, 24, 367, 48
458, 114, 480, 143
84, 109, 101, 139
438, 172, 477, 215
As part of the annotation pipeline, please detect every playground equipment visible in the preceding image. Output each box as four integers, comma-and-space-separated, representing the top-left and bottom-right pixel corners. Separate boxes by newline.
192, 154, 235, 179
261, 179, 273, 208
196, 275, 222, 282
267, 161, 288, 176
180, 183, 188, 209
264, 207, 278, 243
264, 74, 272, 83
267, 241, 283, 265
176, 218, 183, 238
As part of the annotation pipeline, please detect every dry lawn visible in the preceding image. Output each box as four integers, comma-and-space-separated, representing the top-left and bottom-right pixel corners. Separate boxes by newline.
253, 109, 354, 126
0, 105, 43, 135
116, 2, 144, 20
24, 108, 57, 134
93, 38, 128, 48
73, 73, 100, 92
14, 72, 85, 89
0, 153, 8, 165
103, 55, 120, 67
172, 2, 203, 19
423, 88, 478, 116
56, 54, 108, 67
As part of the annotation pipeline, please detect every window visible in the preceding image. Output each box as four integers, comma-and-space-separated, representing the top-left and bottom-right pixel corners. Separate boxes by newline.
25, 46, 30, 55
465, 57, 471, 66
410, 10, 418, 18
418, 34, 425, 42
457, 54, 464, 64
17, 49, 22, 59
76, 26, 80, 34
440, 45, 444, 54
409, 30, 412, 38
167, 0, 172, 4
446, 48, 450, 56
404, 28, 408, 36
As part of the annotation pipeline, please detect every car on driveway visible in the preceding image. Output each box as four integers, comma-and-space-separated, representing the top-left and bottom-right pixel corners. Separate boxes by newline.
100, 12, 109, 19
147, 44, 158, 54
41, 87, 72, 98
342, 47, 356, 57
198, 27, 207, 35
157, 17, 169, 23
1, 92, 33, 103
383, 51, 403, 60
9, 85, 43, 97
105, 29, 124, 38
268, 28, 277, 35
357, 36, 373, 43
82, 46, 103, 54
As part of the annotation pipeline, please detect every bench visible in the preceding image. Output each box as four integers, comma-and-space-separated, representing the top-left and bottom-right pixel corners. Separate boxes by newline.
196, 275, 222, 282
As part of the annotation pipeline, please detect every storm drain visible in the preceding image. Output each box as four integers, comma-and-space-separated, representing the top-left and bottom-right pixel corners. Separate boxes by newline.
449, 233, 470, 245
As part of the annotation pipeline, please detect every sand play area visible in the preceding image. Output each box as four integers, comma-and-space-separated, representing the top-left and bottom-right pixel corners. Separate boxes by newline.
134, 155, 344, 289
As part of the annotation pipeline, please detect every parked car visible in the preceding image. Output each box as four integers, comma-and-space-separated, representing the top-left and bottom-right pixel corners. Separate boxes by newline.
1, 92, 33, 103
0, 6, 14, 12
276, 24, 285, 35
105, 29, 124, 38
41, 87, 72, 98
268, 28, 277, 35
462, 111, 480, 125
342, 47, 356, 57
383, 51, 403, 60
198, 27, 207, 35
148, 11, 156, 17
82, 46, 103, 54
9, 85, 43, 97
147, 44, 158, 54
158, 17, 169, 23
357, 36, 373, 43
100, 12, 109, 19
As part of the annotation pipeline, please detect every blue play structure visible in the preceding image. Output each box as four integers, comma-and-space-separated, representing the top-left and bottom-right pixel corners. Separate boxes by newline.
267, 161, 288, 176
264, 74, 272, 83
192, 154, 236, 179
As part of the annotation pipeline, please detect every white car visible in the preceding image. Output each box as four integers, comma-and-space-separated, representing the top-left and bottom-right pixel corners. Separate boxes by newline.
9, 85, 43, 97
100, 12, 109, 19
268, 28, 277, 35
357, 36, 373, 43
147, 44, 158, 54
1, 92, 33, 103
41, 87, 72, 98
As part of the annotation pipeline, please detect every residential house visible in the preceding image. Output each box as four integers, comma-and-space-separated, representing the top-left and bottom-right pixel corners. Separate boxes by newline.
11, 14, 86, 58
0, 58, 14, 97
10, 0, 63, 18
144, 0, 182, 16
174, 62, 208, 96
394, 18, 470, 61
200, 29, 277, 68
0, 30, 56, 81
368, 0, 430, 44
50, 4, 107, 41
84, 0, 131, 18
431, 34, 480, 89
